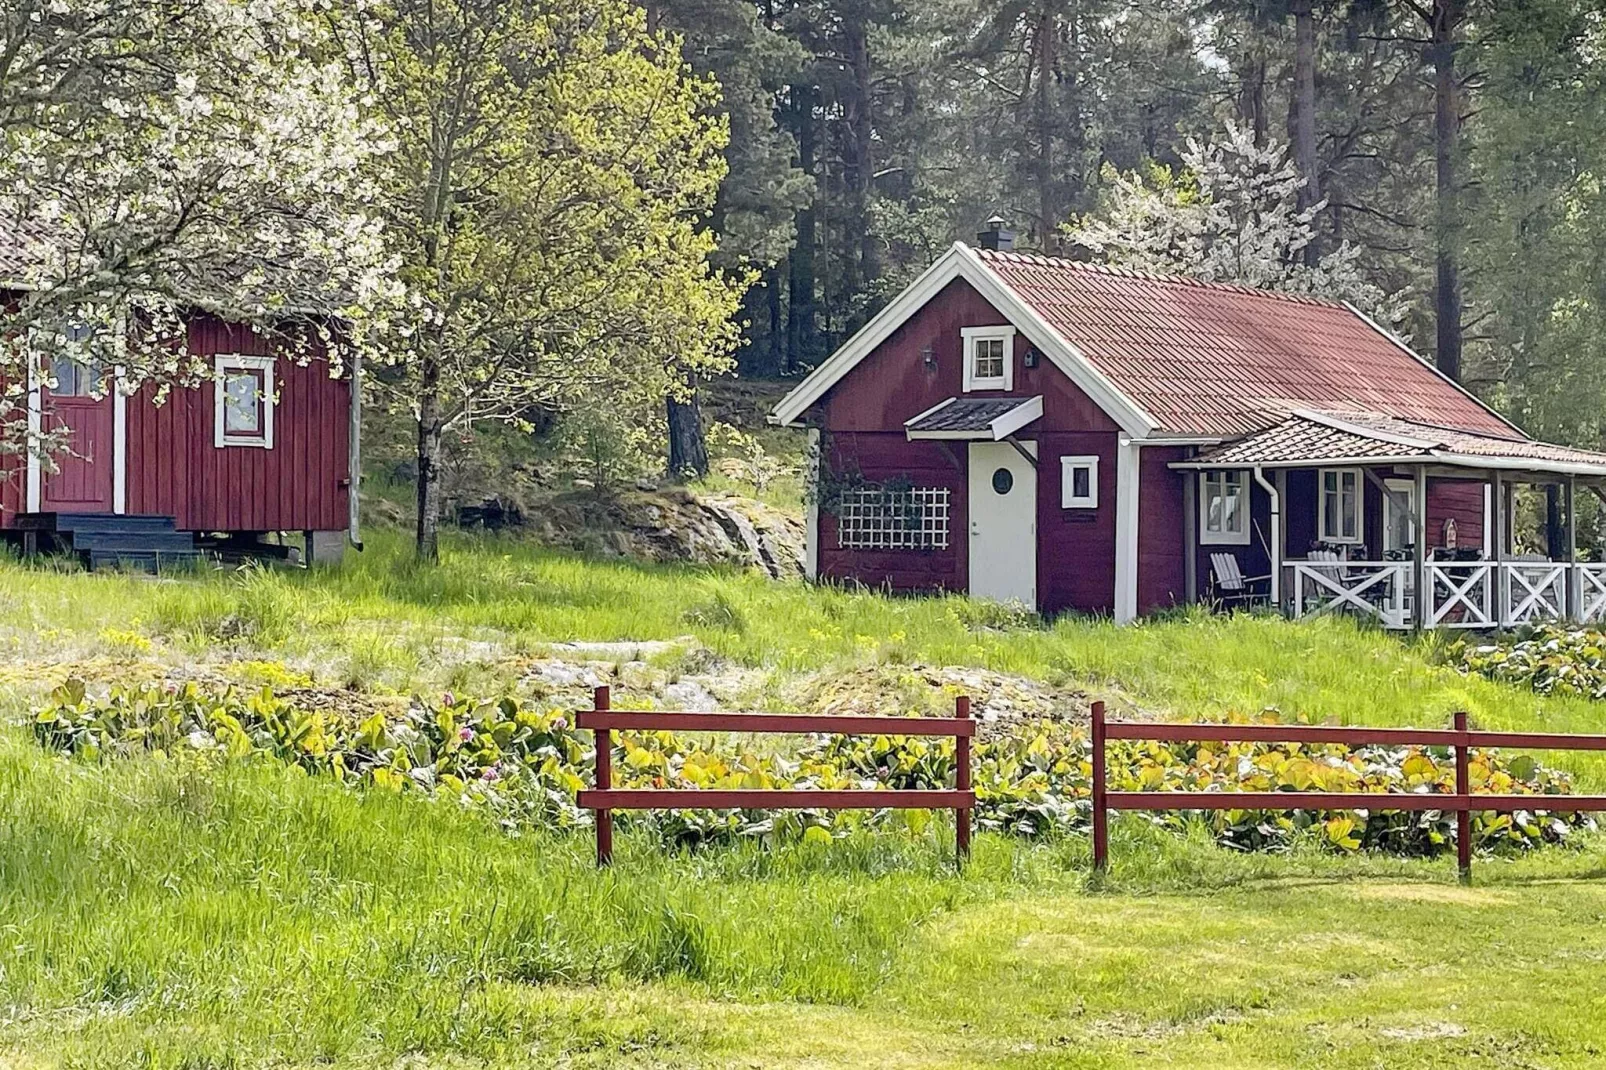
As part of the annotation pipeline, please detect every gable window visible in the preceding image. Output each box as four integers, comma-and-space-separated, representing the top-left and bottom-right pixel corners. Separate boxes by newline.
961, 325, 1015, 392
1061, 455, 1098, 509
1199, 470, 1249, 545
214, 354, 276, 449
1318, 467, 1362, 544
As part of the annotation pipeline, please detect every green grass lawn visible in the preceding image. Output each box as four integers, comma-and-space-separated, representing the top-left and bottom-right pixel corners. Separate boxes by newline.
6, 533, 1606, 1067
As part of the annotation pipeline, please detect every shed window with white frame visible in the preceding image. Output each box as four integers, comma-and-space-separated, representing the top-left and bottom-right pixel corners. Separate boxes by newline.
1199, 470, 1249, 545
214, 354, 276, 449
961, 326, 1015, 392
1318, 467, 1363, 544
1060, 455, 1098, 509
837, 486, 950, 550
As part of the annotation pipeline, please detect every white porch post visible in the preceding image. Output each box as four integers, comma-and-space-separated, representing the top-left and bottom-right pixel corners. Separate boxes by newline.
1567, 475, 1579, 620
1492, 470, 1506, 625
1413, 465, 1428, 629
1114, 435, 1140, 624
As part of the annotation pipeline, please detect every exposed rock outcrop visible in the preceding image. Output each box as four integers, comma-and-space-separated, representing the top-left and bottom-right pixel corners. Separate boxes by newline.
529, 488, 805, 579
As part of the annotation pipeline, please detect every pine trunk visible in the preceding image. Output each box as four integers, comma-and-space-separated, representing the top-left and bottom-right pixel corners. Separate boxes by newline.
414, 354, 444, 563
1291, 0, 1321, 264
1430, 0, 1465, 382
786, 83, 819, 372
666, 376, 708, 479
1033, 6, 1057, 250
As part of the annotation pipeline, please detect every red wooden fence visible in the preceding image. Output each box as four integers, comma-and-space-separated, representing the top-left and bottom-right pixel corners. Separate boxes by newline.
576, 686, 976, 866
1091, 701, 1606, 881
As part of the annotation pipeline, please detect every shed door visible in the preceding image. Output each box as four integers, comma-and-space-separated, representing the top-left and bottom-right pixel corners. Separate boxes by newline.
968, 441, 1037, 609
40, 358, 114, 512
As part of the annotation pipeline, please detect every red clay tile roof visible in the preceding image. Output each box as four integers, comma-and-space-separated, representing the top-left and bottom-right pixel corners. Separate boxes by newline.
1182, 410, 1606, 475
974, 248, 1519, 440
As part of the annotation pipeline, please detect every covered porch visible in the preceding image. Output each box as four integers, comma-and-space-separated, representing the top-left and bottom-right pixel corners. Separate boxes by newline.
1174, 410, 1606, 631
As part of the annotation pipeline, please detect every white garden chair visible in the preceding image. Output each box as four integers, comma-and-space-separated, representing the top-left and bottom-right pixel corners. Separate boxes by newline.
1209, 552, 1270, 608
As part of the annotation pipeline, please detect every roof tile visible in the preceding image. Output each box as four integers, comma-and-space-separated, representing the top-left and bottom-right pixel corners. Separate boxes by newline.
976, 248, 1516, 439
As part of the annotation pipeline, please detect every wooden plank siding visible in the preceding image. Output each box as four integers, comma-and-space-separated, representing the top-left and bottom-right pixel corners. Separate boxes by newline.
125, 316, 350, 533
813, 278, 1126, 616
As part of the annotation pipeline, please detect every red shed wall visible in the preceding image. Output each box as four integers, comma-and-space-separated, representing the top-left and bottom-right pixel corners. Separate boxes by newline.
1139, 446, 1188, 612
127, 317, 350, 532
817, 432, 967, 593
814, 278, 1124, 615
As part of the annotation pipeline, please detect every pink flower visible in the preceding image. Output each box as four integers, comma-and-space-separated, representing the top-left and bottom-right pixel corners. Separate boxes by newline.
481, 766, 500, 782
459, 727, 474, 741
552, 716, 568, 730
443, 691, 456, 706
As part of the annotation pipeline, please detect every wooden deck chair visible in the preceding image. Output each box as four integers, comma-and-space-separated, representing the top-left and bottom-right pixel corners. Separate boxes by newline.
1209, 552, 1271, 607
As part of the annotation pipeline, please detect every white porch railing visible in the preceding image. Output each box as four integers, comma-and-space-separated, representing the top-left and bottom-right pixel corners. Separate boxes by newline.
1286, 561, 1410, 630
1285, 560, 1606, 630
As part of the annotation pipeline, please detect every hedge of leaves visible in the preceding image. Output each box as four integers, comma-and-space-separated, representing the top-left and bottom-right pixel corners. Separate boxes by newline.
32, 680, 1591, 856
1456, 625, 1606, 699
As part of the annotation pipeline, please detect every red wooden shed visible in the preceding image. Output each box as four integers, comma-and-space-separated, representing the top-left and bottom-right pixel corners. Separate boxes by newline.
773, 230, 1606, 630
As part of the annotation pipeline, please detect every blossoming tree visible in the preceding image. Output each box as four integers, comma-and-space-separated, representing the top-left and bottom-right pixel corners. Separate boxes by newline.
0, 0, 399, 461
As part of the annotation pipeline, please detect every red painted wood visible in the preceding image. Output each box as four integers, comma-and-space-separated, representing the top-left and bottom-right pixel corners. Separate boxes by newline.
1454, 711, 1472, 880
593, 685, 613, 866
818, 433, 966, 592
955, 695, 972, 861
1107, 791, 1606, 812
576, 710, 977, 737
579, 788, 976, 810
1091, 700, 1108, 872
818, 279, 1120, 434
40, 389, 114, 510
1138, 445, 1188, 612
1036, 431, 1118, 614
125, 315, 350, 533
1104, 721, 1464, 747
1471, 731, 1606, 751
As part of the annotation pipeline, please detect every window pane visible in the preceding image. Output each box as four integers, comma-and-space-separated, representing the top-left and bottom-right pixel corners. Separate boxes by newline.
224, 372, 261, 434
1072, 467, 1090, 499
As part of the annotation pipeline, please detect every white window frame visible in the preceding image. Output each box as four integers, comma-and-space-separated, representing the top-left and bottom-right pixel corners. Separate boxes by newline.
1318, 466, 1364, 545
961, 325, 1015, 392
1199, 469, 1250, 546
213, 354, 276, 449
1060, 455, 1098, 509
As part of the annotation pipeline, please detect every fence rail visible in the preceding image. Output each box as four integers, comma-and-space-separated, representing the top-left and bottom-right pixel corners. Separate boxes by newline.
1285, 559, 1606, 630
576, 686, 976, 866
1091, 703, 1606, 882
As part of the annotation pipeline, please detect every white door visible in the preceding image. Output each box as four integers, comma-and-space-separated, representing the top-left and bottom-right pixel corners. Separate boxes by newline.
1383, 478, 1416, 554
968, 441, 1037, 609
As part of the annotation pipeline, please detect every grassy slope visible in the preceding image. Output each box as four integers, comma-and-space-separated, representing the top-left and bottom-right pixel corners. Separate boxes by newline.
6, 733, 1606, 1069
6, 534, 1606, 1066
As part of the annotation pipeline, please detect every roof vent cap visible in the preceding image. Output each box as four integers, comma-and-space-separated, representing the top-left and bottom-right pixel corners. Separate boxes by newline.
978, 215, 1014, 252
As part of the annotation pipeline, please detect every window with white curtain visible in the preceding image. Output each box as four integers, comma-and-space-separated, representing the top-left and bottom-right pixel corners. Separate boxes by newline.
1199, 470, 1249, 545
1318, 468, 1363, 544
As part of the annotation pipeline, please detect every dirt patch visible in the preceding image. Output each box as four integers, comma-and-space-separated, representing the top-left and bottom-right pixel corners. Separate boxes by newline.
1379, 1022, 1468, 1041
781, 663, 1094, 739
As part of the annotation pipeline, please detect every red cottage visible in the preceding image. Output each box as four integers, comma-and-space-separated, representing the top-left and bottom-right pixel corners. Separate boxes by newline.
772, 229, 1606, 630
1, 261, 359, 567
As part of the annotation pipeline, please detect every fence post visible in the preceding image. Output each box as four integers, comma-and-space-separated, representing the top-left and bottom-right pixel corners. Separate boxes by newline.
955, 695, 971, 866
1454, 710, 1471, 884
594, 685, 613, 867
1091, 700, 1108, 874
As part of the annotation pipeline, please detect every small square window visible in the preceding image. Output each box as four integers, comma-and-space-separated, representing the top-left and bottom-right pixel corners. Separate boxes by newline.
214, 354, 276, 449
962, 326, 1015, 391
1061, 455, 1098, 509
